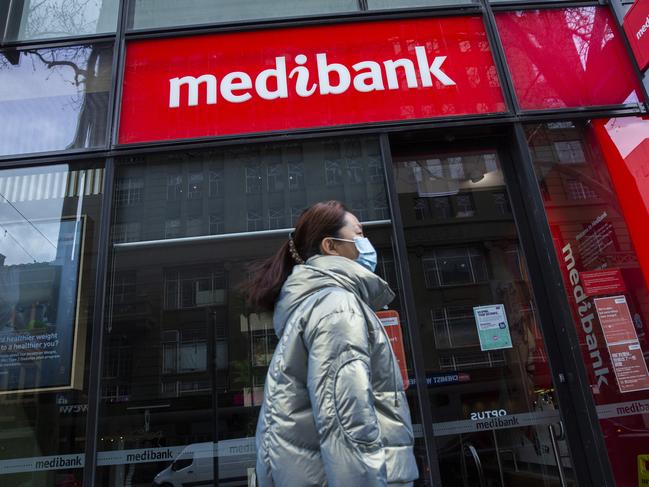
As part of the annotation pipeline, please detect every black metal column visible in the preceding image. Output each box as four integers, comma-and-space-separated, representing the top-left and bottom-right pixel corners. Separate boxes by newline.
82, 156, 115, 487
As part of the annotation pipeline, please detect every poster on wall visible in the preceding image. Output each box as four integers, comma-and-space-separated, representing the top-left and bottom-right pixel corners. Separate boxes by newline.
0, 217, 86, 394
580, 268, 627, 296
473, 304, 513, 351
594, 295, 649, 393
376, 310, 409, 390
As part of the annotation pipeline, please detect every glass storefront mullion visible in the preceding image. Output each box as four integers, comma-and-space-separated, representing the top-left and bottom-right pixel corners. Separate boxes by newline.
106, 0, 129, 149
81, 157, 115, 487
379, 134, 444, 487
479, 0, 521, 115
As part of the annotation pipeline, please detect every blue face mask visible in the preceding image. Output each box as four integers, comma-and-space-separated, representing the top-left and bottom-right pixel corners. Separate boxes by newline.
331, 236, 378, 272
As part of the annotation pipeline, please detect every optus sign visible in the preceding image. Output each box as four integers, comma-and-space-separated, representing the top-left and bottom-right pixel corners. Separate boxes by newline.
118, 16, 505, 144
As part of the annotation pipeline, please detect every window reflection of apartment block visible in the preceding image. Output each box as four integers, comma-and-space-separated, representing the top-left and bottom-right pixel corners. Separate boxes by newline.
112, 137, 387, 247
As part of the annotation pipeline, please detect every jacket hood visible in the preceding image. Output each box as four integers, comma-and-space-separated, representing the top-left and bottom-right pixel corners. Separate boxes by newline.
272, 254, 395, 337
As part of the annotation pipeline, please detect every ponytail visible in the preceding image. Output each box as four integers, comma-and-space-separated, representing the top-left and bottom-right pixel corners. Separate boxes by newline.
245, 241, 296, 311
244, 200, 348, 310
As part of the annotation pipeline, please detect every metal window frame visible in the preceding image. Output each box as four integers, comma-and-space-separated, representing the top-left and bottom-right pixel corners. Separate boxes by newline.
1, 31, 116, 48
81, 156, 114, 486
0, 0, 648, 485
81, 1, 127, 484
0, 116, 639, 487
0, 111, 645, 166
1, 0, 25, 43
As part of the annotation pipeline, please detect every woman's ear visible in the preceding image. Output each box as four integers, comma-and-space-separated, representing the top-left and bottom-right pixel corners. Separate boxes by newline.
319, 237, 339, 256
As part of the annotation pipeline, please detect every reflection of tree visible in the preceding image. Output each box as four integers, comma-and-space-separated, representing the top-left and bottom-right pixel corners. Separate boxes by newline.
230, 359, 252, 388
30, 48, 89, 85
0, 0, 113, 150
500, 7, 618, 107
20, 0, 110, 40
0, 43, 112, 149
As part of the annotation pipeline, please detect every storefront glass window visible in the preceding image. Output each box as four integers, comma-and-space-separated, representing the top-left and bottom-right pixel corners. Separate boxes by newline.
96, 137, 433, 486
0, 161, 104, 486
393, 143, 575, 486
527, 117, 649, 487
129, 0, 358, 30
0, 43, 113, 157
2, 0, 119, 42
496, 7, 643, 110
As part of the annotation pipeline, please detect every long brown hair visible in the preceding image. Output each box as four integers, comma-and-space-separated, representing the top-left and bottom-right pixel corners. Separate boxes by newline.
245, 200, 348, 310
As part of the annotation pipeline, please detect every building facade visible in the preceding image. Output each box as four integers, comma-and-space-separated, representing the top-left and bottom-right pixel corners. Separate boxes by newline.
1, 1, 649, 486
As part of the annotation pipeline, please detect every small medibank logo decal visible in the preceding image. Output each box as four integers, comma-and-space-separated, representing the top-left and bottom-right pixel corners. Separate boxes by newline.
636, 15, 649, 40
168, 48, 455, 108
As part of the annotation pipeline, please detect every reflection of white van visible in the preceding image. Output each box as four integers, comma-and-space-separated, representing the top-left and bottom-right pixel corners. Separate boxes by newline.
153, 439, 256, 487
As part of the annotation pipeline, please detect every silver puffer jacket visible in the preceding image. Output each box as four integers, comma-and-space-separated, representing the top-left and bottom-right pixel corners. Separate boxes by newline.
255, 254, 419, 487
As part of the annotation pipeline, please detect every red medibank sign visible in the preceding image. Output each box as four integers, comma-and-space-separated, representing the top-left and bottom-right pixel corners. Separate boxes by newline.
119, 16, 506, 144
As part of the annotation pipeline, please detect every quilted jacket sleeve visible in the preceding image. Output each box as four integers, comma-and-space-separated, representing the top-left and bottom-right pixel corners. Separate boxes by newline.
303, 296, 387, 487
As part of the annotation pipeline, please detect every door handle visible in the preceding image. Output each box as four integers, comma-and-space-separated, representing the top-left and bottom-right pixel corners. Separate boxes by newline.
464, 443, 487, 487
548, 423, 568, 487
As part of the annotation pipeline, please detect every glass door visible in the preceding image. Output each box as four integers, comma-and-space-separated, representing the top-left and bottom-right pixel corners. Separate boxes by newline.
391, 141, 575, 487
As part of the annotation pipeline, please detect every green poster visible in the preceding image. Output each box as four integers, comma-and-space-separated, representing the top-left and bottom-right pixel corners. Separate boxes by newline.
473, 304, 513, 351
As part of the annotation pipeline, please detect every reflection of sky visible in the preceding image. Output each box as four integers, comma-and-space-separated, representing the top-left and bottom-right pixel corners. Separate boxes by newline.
0, 46, 106, 156
605, 117, 649, 158
133, 0, 355, 28
0, 97, 82, 156
0, 219, 61, 265
565, 7, 596, 73
0, 165, 67, 266
0, 48, 91, 100
19, 0, 119, 40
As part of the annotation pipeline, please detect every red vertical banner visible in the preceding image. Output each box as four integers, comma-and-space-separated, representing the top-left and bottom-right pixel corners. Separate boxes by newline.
376, 310, 409, 390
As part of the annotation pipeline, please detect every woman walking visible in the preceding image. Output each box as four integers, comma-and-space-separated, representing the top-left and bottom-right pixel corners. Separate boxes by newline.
247, 200, 418, 487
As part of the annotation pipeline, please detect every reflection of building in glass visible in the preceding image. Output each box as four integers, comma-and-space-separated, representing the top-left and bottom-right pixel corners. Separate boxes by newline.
95, 137, 394, 482
396, 150, 544, 426
112, 138, 387, 244
527, 121, 649, 392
